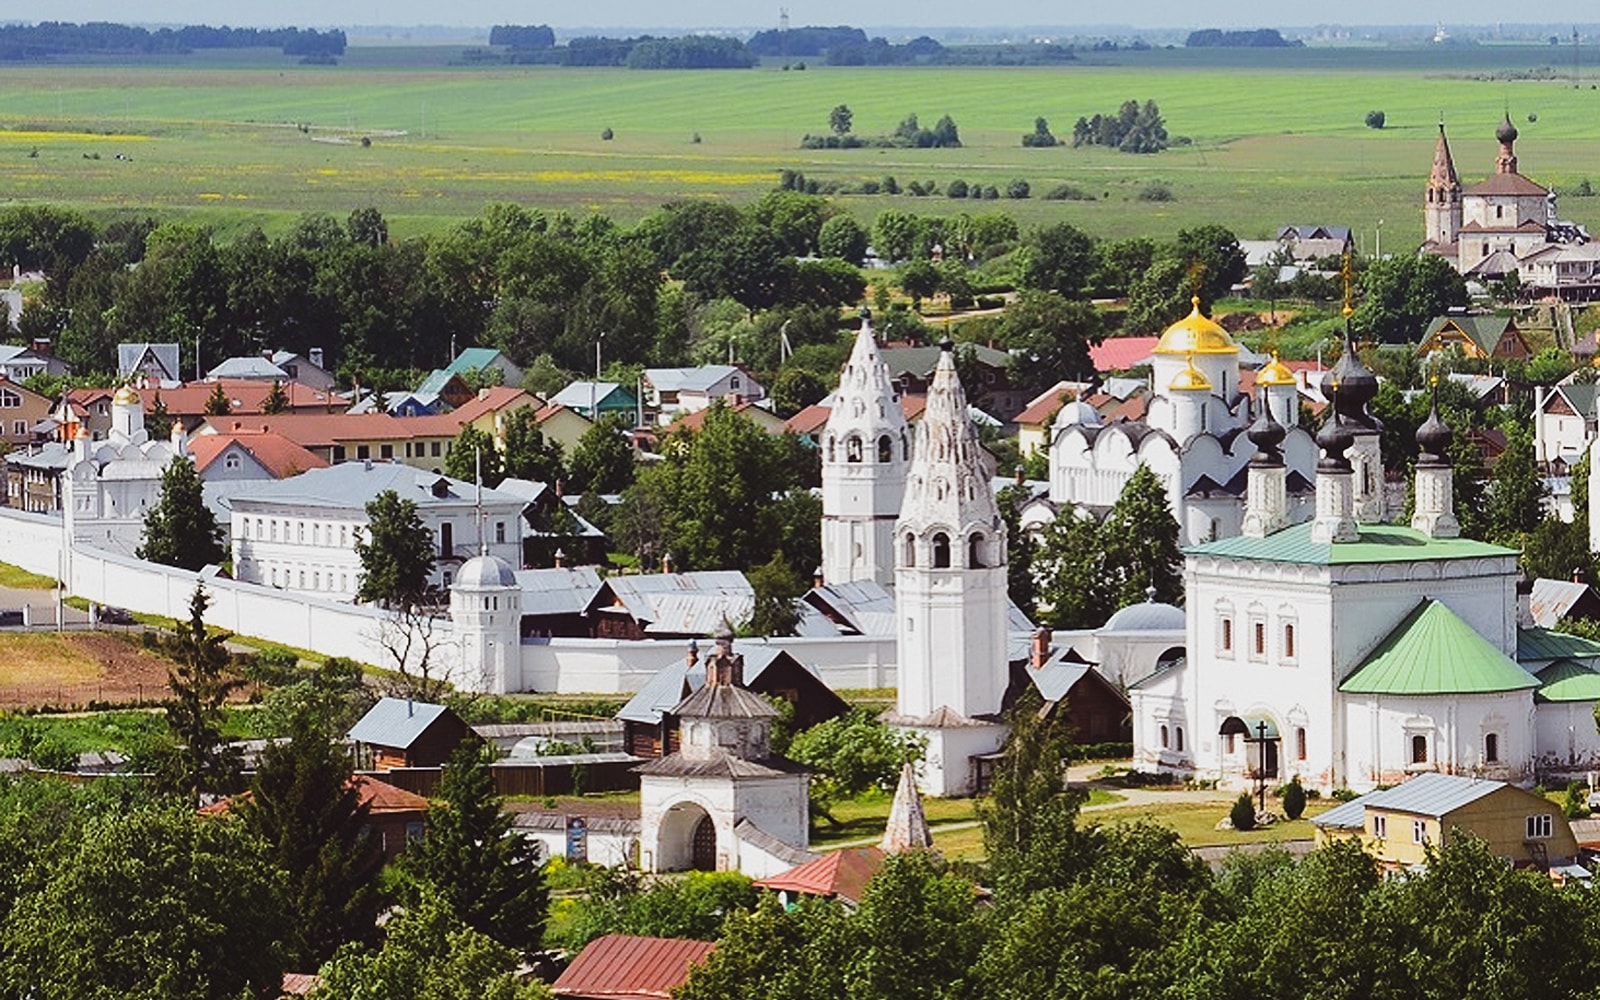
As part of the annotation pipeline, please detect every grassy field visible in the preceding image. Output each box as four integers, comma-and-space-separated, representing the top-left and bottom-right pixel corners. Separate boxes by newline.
4, 46, 1600, 242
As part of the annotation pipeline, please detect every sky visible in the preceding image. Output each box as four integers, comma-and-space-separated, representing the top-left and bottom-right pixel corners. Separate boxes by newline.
10, 1, 1600, 31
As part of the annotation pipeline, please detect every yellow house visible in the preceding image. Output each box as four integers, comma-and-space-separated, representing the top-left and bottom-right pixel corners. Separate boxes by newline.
1416, 314, 1531, 361
1312, 771, 1577, 869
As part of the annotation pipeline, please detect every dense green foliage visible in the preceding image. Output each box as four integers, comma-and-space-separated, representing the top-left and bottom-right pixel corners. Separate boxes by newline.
786, 708, 924, 824
137, 457, 225, 570
355, 490, 436, 608
550, 867, 757, 951
160, 585, 245, 806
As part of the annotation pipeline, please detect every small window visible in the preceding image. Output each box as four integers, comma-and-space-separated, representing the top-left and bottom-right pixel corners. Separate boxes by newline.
332, 445, 346, 462
1175, 727, 1184, 752
1224, 734, 1236, 754
932, 533, 950, 569
903, 534, 916, 567
731, 376, 740, 389
1221, 618, 1233, 652
1283, 623, 1296, 659
1296, 727, 1307, 761
224, 453, 241, 470
1252, 621, 1266, 657
495, 522, 506, 544
1527, 814, 1553, 840
1373, 814, 1387, 839
878, 435, 892, 463
846, 436, 862, 463
357, 444, 370, 460
431, 442, 442, 457
1485, 733, 1500, 764
1412, 819, 1428, 845
1411, 734, 1428, 764
1160, 724, 1170, 749
380, 444, 394, 459
967, 533, 985, 568
10, 420, 22, 436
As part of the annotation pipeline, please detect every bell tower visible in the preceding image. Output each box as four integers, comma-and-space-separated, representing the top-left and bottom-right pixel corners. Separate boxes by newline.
820, 308, 910, 587
1425, 122, 1463, 246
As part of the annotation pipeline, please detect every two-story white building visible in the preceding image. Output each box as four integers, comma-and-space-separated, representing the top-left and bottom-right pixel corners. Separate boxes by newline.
641, 366, 766, 426
228, 462, 529, 601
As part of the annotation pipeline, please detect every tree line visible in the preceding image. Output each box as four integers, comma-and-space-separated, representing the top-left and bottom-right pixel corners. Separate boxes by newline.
0, 21, 346, 60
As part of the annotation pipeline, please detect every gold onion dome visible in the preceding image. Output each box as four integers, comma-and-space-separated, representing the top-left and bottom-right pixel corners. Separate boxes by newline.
1256, 353, 1296, 386
1169, 356, 1213, 392
1154, 296, 1237, 355
112, 385, 140, 406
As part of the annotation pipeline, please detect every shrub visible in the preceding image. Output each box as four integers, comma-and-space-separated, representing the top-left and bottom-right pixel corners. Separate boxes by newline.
1230, 792, 1257, 831
1364, 109, 1386, 129
1281, 776, 1307, 820
600, 127, 614, 140
882, 175, 900, 195
981, 185, 999, 200
1330, 787, 1359, 802
1136, 182, 1173, 202
1006, 178, 1031, 199
1563, 780, 1591, 819
946, 179, 969, 198
1043, 184, 1095, 201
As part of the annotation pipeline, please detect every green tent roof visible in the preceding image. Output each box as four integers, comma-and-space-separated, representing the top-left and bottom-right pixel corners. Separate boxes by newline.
1517, 627, 1600, 666
1187, 522, 1516, 567
1421, 315, 1515, 356
1339, 599, 1540, 695
1535, 659, 1600, 703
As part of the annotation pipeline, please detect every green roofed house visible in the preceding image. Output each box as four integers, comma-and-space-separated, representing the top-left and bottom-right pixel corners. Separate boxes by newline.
1416, 314, 1531, 362
1127, 357, 1600, 793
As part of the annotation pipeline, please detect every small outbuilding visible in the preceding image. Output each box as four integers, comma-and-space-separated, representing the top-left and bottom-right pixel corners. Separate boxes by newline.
552, 934, 715, 1000
348, 697, 475, 770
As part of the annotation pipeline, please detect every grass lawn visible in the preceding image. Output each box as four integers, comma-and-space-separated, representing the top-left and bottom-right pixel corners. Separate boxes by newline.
0, 563, 60, 590
0, 633, 103, 689
813, 786, 1125, 851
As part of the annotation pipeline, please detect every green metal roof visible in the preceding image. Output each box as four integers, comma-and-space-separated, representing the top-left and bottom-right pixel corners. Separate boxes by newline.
1518, 627, 1600, 665
1187, 522, 1516, 566
1535, 659, 1600, 703
1421, 315, 1515, 356
1339, 599, 1540, 695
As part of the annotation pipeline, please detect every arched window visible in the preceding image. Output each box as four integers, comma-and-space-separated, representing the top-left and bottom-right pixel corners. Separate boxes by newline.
1160, 724, 1170, 749
826, 435, 836, 462
846, 435, 862, 462
967, 533, 985, 568
1485, 732, 1500, 764
932, 533, 950, 568
878, 435, 892, 463
1296, 727, 1307, 761
904, 533, 916, 567
1411, 734, 1429, 764
1175, 727, 1185, 752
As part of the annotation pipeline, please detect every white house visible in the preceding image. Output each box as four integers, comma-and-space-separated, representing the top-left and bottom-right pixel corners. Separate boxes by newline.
228, 461, 528, 601
1534, 380, 1597, 469
642, 366, 766, 426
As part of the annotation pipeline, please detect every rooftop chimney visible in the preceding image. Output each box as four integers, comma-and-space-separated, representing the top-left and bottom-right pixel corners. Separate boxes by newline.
1030, 627, 1053, 670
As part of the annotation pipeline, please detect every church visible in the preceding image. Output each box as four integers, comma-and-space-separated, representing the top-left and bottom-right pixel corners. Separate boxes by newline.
1130, 374, 1600, 793
1046, 299, 1319, 545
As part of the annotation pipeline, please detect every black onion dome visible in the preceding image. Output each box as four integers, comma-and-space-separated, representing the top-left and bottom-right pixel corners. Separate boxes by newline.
1316, 386, 1355, 472
1320, 329, 1378, 429
1416, 389, 1453, 464
1247, 403, 1286, 465
1496, 113, 1519, 145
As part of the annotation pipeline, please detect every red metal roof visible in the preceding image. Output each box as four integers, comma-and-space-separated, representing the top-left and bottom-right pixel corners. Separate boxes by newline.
187, 430, 330, 479
552, 934, 715, 1000
1089, 336, 1159, 372
753, 846, 884, 904
144, 379, 337, 417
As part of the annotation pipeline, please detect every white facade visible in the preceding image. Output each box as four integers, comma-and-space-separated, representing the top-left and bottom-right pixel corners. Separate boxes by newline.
62, 387, 182, 557
820, 312, 911, 588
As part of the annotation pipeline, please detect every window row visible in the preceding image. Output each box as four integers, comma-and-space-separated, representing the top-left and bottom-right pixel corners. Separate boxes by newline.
903, 531, 990, 569
266, 566, 352, 593
1217, 611, 1297, 663
827, 431, 909, 465
244, 517, 357, 548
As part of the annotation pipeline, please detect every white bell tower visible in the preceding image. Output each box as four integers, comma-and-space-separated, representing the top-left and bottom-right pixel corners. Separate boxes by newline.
889, 339, 1010, 796
451, 553, 522, 694
821, 309, 910, 588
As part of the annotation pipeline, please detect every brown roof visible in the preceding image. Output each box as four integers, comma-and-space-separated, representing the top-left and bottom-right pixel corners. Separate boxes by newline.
1013, 387, 1074, 427
552, 934, 715, 1000
665, 400, 781, 435
146, 379, 338, 416
280, 972, 323, 995
188, 430, 330, 479
1458, 219, 1547, 235
199, 774, 428, 817
1464, 172, 1549, 198
201, 411, 451, 448
782, 403, 832, 436
754, 846, 884, 904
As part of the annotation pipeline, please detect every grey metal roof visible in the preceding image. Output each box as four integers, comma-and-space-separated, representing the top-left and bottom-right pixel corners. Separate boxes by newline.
514, 566, 604, 618
805, 580, 897, 637
118, 342, 181, 380
5, 442, 69, 471
228, 461, 528, 513
549, 381, 632, 410
1030, 657, 1094, 703
207, 357, 289, 380
644, 365, 742, 393
600, 571, 753, 633
1310, 772, 1506, 829
1529, 578, 1592, 629
615, 644, 799, 725
348, 697, 452, 749
1099, 599, 1185, 633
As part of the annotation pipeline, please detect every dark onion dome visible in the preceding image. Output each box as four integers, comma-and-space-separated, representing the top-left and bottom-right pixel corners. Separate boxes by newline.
940, 336, 955, 353
1319, 327, 1379, 430
1316, 386, 1355, 472
1246, 401, 1286, 466
1416, 383, 1453, 465
1496, 113, 1519, 145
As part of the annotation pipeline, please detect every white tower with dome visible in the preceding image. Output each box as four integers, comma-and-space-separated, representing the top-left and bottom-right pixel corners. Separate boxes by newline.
451, 551, 522, 694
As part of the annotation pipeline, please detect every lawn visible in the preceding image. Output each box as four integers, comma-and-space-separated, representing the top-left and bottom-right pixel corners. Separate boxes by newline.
0, 563, 60, 590
3, 48, 1599, 243
812, 786, 1126, 851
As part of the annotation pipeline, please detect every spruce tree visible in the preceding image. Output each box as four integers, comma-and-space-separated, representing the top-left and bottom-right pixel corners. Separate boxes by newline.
262, 378, 290, 415
138, 457, 225, 570
1101, 463, 1183, 609
163, 584, 244, 807
398, 740, 548, 956
204, 382, 232, 415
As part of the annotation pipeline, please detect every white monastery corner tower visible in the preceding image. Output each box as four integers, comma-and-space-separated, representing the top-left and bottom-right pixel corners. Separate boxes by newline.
821, 309, 911, 588
888, 339, 1010, 796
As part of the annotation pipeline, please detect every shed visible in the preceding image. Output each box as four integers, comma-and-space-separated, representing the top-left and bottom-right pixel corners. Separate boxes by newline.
552, 934, 715, 1000
348, 697, 475, 770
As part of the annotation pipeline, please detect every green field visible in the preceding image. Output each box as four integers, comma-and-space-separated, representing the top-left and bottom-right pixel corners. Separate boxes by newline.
4, 45, 1600, 243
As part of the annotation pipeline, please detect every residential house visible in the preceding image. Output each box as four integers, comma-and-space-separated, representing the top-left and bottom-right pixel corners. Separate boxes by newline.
0, 376, 54, 452
642, 365, 766, 426
268, 349, 336, 392
5, 444, 66, 512
1277, 225, 1354, 263
200, 412, 457, 471
1023, 630, 1134, 745
206, 356, 290, 381
348, 697, 476, 770
188, 429, 330, 482
551, 935, 715, 1000
203, 773, 429, 863
1312, 772, 1579, 870
56, 388, 116, 440
438, 347, 524, 389
549, 381, 639, 423
1534, 379, 1597, 468
118, 343, 183, 383
0, 340, 70, 382
585, 571, 755, 640
1013, 381, 1089, 457
228, 461, 528, 599
665, 399, 786, 436
1416, 314, 1532, 361
514, 565, 606, 637
408, 370, 476, 413
881, 343, 1022, 420
146, 379, 342, 432
1521, 243, 1600, 302
617, 642, 850, 758
533, 403, 595, 454
1089, 336, 1160, 372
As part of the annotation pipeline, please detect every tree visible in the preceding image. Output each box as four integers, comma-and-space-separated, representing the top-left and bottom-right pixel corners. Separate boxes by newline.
1022, 116, 1058, 147
994, 289, 1103, 392
1485, 424, 1546, 545
261, 378, 290, 414
1101, 464, 1183, 608
676, 894, 848, 1000
1365, 109, 1386, 129
0, 806, 291, 999
1019, 221, 1097, 299
872, 209, 918, 263
785, 708, 923, 825
744, 552, 807, 637
314, 892, 546, 1000
146, 391, 173, 439
237, 714, 385, 967
817, 214, 868, 265
1231, 792, 1257, 830
553, 869, 758, 952
567, 414, 636, 494
355, 489, 435, 609
769, 368, 828, 419
978, 691, 1085, 893
899, 259, 941, 311
1032, 509, 1112, 629
203, 381, 231, 415
677, 223, 797, 317
829, 103, 853, 136
501, 405, 566, 485
398, 740, 549, 956
162, 584, 245, 807
138, 457, 225, 570
1282, 776, 1307, 820
1354, 253, 1468, 343
444, 424, 506, 487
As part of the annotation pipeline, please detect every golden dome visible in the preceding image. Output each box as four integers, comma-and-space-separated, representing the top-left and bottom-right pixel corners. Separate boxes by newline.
1168, 357, 1213, 393
1154, 296, 1237, 356
113, 385, 140, 406
1256, 353, 1296, 387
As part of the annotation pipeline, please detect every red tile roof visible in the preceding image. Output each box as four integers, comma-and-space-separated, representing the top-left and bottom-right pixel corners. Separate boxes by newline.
552, 934, 715, 1000
188, 430, 331, 479
144, 379, 338, 416
1013, 386, 1075, 426
754, 846, 884, 904
199, 774, 428, 817
202, 411, 450, 448
783, 403, 832, 436
1089, 336, 1159, 372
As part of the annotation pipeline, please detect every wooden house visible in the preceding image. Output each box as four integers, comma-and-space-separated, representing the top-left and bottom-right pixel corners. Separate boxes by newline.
1417, 314, 1532, 361
348, 697, 475, 770
552, 934, 714, 1000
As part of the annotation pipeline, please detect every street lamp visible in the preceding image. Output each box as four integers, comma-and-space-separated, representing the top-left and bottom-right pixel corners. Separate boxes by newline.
1375, 219, 1384, 260
590, 331, 606, 420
